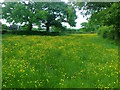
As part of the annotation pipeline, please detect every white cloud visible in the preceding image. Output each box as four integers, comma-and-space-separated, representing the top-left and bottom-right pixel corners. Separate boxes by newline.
69, 8, 88, 29
75, 12, 88, 29
62, 22, 70, 28
0, 19, 10, 26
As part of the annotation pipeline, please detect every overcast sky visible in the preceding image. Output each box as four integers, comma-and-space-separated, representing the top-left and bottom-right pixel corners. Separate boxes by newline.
0, 0, 88, 29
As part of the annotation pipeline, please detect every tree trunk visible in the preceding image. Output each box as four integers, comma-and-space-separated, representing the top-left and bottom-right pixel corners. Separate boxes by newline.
46, 21, 51, 33
46, 25, 50, 32
28, 23, 32, 31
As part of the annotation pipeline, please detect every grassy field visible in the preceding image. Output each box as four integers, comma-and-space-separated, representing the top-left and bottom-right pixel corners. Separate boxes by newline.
2, 34, 118, 88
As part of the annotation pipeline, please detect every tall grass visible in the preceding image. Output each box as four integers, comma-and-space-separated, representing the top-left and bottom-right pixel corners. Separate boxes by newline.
2, 34, 118, 88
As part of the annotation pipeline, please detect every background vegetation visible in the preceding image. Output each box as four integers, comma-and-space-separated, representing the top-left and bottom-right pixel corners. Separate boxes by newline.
1, 0, 119, 88
77, 2, 120, 42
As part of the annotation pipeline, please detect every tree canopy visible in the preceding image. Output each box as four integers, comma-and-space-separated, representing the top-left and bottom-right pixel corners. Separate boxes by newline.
2, 1, 77, 32
77, 2, 120, 40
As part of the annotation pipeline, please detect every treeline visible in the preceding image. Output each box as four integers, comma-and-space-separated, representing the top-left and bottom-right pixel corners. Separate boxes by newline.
78, 2, 120, 42
2, 1, 120, 41
2, 1, 76, 32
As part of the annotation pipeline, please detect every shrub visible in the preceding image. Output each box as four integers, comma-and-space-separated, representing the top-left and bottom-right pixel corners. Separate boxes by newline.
2, 24, 8, 30
51, 26, 66, 33
98, 25, 115, 40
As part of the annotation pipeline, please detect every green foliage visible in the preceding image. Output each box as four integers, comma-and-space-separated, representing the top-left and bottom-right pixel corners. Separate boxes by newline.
20, 24, 30, 31
81, 22, 88, 28
98, 25, 115, 40
51, 26, 66, 33
2, 34, 118, 88
34, 2, 77, 32
2, 24, 8, 30
2, 1, 77, 32
77, 2, 120, 41
81, 22, 97, 32
81, 22, 88, 32
67, 7, 77, 26
2, 1, 35, 31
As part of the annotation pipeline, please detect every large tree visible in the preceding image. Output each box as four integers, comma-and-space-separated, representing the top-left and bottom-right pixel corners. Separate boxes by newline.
77, 2, 120, 40
31, 2, 77, 32
2, 1, 36, 31
2, 1, 77, 32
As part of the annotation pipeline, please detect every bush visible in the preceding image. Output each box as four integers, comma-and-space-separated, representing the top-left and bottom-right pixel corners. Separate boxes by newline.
51, 26, 66, 33
20, 24, 29, 31
2, 24, 8, 30
98, 25, 115, 40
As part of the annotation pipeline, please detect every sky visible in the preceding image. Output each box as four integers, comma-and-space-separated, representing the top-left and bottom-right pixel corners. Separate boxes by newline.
61, 8, 88, 29
0, 0, 88, 29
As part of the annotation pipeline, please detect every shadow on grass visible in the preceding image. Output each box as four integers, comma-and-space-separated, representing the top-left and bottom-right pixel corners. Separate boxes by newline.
2, 30, 98, 37
2, 30, 61, 36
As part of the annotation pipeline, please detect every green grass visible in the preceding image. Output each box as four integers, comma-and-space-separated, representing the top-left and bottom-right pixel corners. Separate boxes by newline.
2, 34, 118, 88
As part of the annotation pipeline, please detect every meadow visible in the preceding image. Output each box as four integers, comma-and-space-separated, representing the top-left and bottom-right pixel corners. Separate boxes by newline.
2, 34, 118, 88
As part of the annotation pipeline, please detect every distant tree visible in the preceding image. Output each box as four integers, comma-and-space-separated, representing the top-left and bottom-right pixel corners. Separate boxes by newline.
81, 22, 96, 32
81, 22, 88, 31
